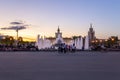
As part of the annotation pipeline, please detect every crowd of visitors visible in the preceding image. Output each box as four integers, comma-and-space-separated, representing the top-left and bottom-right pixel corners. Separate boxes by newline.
0, 44, 38, 51
58, 43, 76, 53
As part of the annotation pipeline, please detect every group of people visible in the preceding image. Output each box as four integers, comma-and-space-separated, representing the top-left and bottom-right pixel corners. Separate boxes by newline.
0, 44, 38, 51
58, 43, 76, 53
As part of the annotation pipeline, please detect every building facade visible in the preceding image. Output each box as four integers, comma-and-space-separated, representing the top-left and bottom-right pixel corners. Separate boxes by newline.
47, 27, 72, 45
88, 24, 96, 44
55, 27, 62, 38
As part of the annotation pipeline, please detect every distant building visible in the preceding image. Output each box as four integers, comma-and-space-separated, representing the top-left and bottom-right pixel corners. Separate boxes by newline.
47, 27, 73, 45
55, 26, 62, 38
55, 27, 64, 44
88, 24, 96, 44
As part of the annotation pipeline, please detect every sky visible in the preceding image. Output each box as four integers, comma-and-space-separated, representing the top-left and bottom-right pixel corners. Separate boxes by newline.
0, 0, 120, 41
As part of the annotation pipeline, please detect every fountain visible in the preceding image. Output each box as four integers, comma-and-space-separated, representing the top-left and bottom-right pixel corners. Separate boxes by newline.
69, 40, 74, 45
76, 38, 80, 49
80, 37, 83, 50
43, 37, 51, 49
74, 37, 83, 50
54, 33, 64, 49
55, 33, 63, 44
36, 35, 52, 50
36, 35, 40, 46
84, 35, 89, 50
36, 36, 43, 49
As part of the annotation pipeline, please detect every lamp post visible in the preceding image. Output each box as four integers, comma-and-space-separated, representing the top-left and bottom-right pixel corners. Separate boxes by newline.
111, 38, 115, 47
111, 38, 114, 41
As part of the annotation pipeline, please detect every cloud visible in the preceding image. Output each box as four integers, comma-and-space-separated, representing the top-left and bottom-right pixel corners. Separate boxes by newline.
1, 21, 28, 31
10, 21, 23, 25
1, 26, 26, 30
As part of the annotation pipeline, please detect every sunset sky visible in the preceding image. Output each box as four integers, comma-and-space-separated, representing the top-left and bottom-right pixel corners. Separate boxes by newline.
0, 0, 120, 41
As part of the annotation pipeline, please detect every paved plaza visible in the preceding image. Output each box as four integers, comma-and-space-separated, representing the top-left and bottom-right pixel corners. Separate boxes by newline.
0, 51, 120, 80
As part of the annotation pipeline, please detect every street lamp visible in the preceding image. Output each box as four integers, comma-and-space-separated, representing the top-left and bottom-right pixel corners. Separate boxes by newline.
95, 40, 98, 43
111, 38, 114, 41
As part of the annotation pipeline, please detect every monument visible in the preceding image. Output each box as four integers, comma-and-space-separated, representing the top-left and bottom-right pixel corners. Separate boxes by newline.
36, 25, 91, 50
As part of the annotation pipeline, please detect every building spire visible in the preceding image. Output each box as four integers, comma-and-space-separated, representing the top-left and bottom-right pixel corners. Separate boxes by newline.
90, 23, 93, 28
57, 26, 60, 33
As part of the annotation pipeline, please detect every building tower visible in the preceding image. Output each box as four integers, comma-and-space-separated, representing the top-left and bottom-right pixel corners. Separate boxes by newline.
55, 26, 62, 38
55, 26, 63, 44
88, 24, 95, 43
